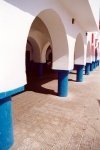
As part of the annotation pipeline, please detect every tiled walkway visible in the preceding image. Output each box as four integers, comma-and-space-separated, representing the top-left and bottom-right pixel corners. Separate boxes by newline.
11, 67, 100, 150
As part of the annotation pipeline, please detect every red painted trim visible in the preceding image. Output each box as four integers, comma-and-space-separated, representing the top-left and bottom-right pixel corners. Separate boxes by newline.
92, 33, 94, 43
91, 33, 95, 54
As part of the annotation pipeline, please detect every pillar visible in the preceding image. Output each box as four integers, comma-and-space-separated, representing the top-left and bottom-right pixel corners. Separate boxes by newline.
90, 62, 93, 71
38, 63, 43, 78
93, 61, 96, 69
98, 60, 100, 66
76, 65, 84, 82
58, 71, 69, 97
85, 63, 90, 75
92, 62, 95, 69
97, 61, 99, 67
0, 86, 24, 150
0, 97, 14, 150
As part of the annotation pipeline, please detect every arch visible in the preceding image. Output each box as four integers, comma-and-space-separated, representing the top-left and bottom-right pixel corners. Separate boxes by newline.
38, 9, 69, 70
28, 16, 52, 63
86, 41, 92, 63
26, 40, 33, 61
41, 42, 51, 63
0, 3, 69, 92
28, 36, 40, 62
98, 48, 100, 60
74, 33, 85, 65
97, 41, 100, 60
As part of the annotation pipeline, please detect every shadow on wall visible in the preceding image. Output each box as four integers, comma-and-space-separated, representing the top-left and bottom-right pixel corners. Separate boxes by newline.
25, 71, 57, 96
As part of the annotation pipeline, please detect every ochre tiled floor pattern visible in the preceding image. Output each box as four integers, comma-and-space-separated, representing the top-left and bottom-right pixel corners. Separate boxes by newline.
11, 67, 100, 150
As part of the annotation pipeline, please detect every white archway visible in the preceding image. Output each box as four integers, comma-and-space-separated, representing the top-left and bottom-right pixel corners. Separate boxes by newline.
0, 2, 69, 92
74, 33, 85, 65
86, 41, 92, 63
38, 9, 69, 70
41, 42, 51, 63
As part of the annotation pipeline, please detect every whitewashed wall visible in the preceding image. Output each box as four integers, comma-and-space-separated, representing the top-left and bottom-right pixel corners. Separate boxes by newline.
0, 1, 33, 92
0, 0, 95, 93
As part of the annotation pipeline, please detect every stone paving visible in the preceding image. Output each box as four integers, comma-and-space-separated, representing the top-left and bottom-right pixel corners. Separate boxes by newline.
10, 67, 100, 150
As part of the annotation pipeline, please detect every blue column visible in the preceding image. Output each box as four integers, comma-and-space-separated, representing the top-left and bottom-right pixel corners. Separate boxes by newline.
58, 71, 69, 97
0, 97, 14, 150
85, 63, 90, 75
96, 61, 97, 68
92, 62, 95, 69
76, 65, 84, 82
93, 61, 96, 69
38, 63, 43, 78
95, 61, 97, 68
98, 60, 100, 66
96, 61, 98, 67
90, 62, 93, 71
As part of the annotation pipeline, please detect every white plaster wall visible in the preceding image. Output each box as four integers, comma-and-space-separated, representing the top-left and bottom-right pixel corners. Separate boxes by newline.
0, 1, 33, 92
86, 41, 92, 63
58, 6, 87, 69
5, 0, 87, 70
74, 33, 85, 65
42, 42, 51, 63
87, 32, 95, 62
0, 0, 92, 93
88, 0, 100, 30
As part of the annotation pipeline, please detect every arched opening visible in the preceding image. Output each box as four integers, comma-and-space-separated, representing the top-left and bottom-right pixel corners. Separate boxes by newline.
26, 40, 33, 74
25, 9, 68, 95
85, 41, 92, 75
74, 33, 85, 82
38, 9, 69, 70
86, 41, 92, 63
45, 46, 53, 73
74, 33, 85, 65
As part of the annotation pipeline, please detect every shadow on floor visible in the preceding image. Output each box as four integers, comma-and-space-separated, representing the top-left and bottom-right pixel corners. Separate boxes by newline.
25, 71, 58, 96
68, 79, 76, 82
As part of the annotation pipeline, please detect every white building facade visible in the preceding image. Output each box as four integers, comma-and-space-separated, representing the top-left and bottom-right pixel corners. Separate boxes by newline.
0, 0, 100, 149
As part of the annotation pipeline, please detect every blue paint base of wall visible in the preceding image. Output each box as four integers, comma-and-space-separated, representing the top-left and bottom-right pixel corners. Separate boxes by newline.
0, 86, 24, 149
0, 86, 24, 100
58, 71, 69, 97
0, 96, 14, 150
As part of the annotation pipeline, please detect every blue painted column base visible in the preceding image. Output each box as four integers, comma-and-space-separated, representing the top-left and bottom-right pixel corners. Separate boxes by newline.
98, 60, 100, 66
95, 61, 97, 68
90, 62, 93, 71
93, 62, 95, 69
0, 86, 24, 150
85, 63, 90, 75
96, 61, 99, 67
76, 65, 84, 82
0, 97, 14, 150
98, 61, 99, 66
34, 63, 44, 78
38, 63, 43, 78
58, 71, 69, 97
92, 62, 95, 70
